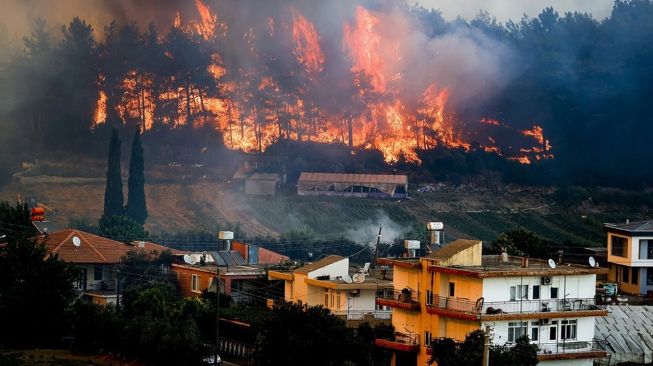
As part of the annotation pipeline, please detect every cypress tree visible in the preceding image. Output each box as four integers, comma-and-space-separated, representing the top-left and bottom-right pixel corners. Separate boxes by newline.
126, 129, 147, 225
103, 128, 123, 219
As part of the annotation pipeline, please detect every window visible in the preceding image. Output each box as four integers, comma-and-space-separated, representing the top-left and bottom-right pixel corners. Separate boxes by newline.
191, 274, 199, 292
424, 331, 433, 347
633, 268, 639, 285
510, 285, 528, 301
648, 268, 653, 286
449, 282, 455, 297
531, 322, 539, 341
533, 285, 540, 300
551, 287, 559, 299
324, 289, 329, 306
611, 235, 627, 257
337, 293, 341, 309
94, 265, 103, 281
623, 265, 630, 283
639, 240, 653, 260
561, 320, 577, 340
550, 321, 558, 340
426, 290, 434, 306
508, 321, 527, 342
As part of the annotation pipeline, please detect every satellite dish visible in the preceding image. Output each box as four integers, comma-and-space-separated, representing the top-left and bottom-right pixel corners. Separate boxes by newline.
72, 236, 81, 247
183, 254, 196, 265
353, 273, 365, 283
342, 275, 353, 284
548, 259, 557, 269
589, 256, 596, 268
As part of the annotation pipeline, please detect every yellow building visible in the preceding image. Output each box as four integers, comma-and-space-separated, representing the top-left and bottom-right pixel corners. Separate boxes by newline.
605, 220, 653, 295
268, 255, 393, 323
376, 239, 608, 366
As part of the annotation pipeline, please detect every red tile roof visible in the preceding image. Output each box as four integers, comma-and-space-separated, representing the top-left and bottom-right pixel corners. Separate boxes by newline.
37, 229, 180, 264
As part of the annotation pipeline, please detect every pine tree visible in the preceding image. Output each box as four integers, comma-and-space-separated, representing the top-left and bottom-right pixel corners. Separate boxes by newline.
126, 128, 147, 225
103, 128, 123, 219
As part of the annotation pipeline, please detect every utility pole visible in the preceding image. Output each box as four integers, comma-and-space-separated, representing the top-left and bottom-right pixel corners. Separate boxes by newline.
215, 269, 220, 365
482, 325, 491, 366
372, 226, 382, 269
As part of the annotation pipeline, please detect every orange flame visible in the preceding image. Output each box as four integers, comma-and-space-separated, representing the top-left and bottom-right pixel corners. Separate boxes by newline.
291, 7, 324, 75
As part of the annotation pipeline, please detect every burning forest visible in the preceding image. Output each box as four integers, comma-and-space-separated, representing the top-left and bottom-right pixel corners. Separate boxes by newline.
85, 0, 549, 164
3, 0, 653, 187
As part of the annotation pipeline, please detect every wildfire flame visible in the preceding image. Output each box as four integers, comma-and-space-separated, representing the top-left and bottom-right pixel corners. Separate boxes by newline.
92, 2, 554, 166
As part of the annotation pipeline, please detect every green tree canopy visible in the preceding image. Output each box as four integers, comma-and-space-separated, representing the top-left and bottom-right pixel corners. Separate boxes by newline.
98, 215, 148, 241
429, 330, 539, 366
126, 129, 147, 225
490, 229, 554, 259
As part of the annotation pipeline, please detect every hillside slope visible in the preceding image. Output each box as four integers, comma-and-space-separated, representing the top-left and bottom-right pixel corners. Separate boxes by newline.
2, 171, 650, 246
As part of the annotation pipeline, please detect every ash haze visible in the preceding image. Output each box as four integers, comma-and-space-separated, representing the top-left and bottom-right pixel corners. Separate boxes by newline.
411, 0, 614, 22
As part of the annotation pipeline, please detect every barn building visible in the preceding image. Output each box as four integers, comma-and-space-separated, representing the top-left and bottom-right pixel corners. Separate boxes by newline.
297, 172, 408, 198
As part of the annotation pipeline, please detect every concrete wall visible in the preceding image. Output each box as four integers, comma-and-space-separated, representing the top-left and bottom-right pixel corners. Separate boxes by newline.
482, 274, 597, 303
486, 317, 595, 346
307, 258, 349, 279
607, 232, 633, 265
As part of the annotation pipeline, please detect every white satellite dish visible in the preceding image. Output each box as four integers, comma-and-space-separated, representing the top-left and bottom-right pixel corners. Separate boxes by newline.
183, 254, 196, 265
548, 259, 557, 269
72, 236, 81, 247
353, 273, 365, 283
589, 257, 596, 268
342, 275, 353, 284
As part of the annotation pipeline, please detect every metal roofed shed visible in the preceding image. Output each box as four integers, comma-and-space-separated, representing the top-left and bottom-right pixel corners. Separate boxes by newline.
245, 173, 281, 196
595, 305, 653, 365
297, 172, 408, 198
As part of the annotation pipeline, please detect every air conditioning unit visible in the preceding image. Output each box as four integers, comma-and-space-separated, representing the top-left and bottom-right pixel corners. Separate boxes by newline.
541, 276, 553, 285
349, 289, 360, 297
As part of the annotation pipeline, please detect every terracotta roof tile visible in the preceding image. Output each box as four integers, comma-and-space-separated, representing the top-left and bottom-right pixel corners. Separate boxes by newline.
37, 229, 178, 264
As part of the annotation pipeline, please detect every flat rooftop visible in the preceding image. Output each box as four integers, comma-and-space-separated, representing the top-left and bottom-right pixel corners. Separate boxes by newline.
429, 255, 607, 278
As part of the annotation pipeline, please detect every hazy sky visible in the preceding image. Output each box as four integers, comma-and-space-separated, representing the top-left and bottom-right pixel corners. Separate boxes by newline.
411, 0, 615, 22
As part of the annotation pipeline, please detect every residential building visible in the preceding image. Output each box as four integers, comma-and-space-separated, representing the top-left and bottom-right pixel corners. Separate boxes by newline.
171, 244, 288, 303
38, 229, 179, 305
268, 255, 393, 324
605, 220, 653, 295
376, 239, 608, 366
297, 172, 408, 198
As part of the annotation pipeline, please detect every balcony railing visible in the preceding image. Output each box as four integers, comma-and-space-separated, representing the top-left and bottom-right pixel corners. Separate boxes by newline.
377, 289, 420, 303
376, 289, 421, 311
483, 298, 605, 314
332, 309, 392, 320
426, 295, 605, 318
375, 332, 420, 352
535, 340, 606, 356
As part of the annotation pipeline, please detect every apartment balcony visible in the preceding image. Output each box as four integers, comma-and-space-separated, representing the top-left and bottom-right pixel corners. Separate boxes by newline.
332, 309, 392, 321
376, 289, 420, 311
535, 340, 608, 361
375, 332, 420, 352
426, 295, 607, 321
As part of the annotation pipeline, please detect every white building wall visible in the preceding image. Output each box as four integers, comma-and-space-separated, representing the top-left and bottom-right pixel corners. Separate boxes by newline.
482, 274, 597, 303
308, 258, 349, 279
631, 236, 653, 266
345, 288, 376, 312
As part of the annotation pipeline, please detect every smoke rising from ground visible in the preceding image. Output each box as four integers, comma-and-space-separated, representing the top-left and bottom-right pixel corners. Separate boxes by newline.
345, 213, 406, 246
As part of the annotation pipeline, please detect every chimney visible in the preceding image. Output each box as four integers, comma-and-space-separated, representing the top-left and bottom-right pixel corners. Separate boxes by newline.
501, 247, 509, 263
427, 222, 444, 246
557, 250, 564, 265
521, 255, 529, 268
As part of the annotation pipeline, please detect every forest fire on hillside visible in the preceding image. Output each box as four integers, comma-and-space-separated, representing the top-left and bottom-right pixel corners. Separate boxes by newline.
92, 1, 553, 165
